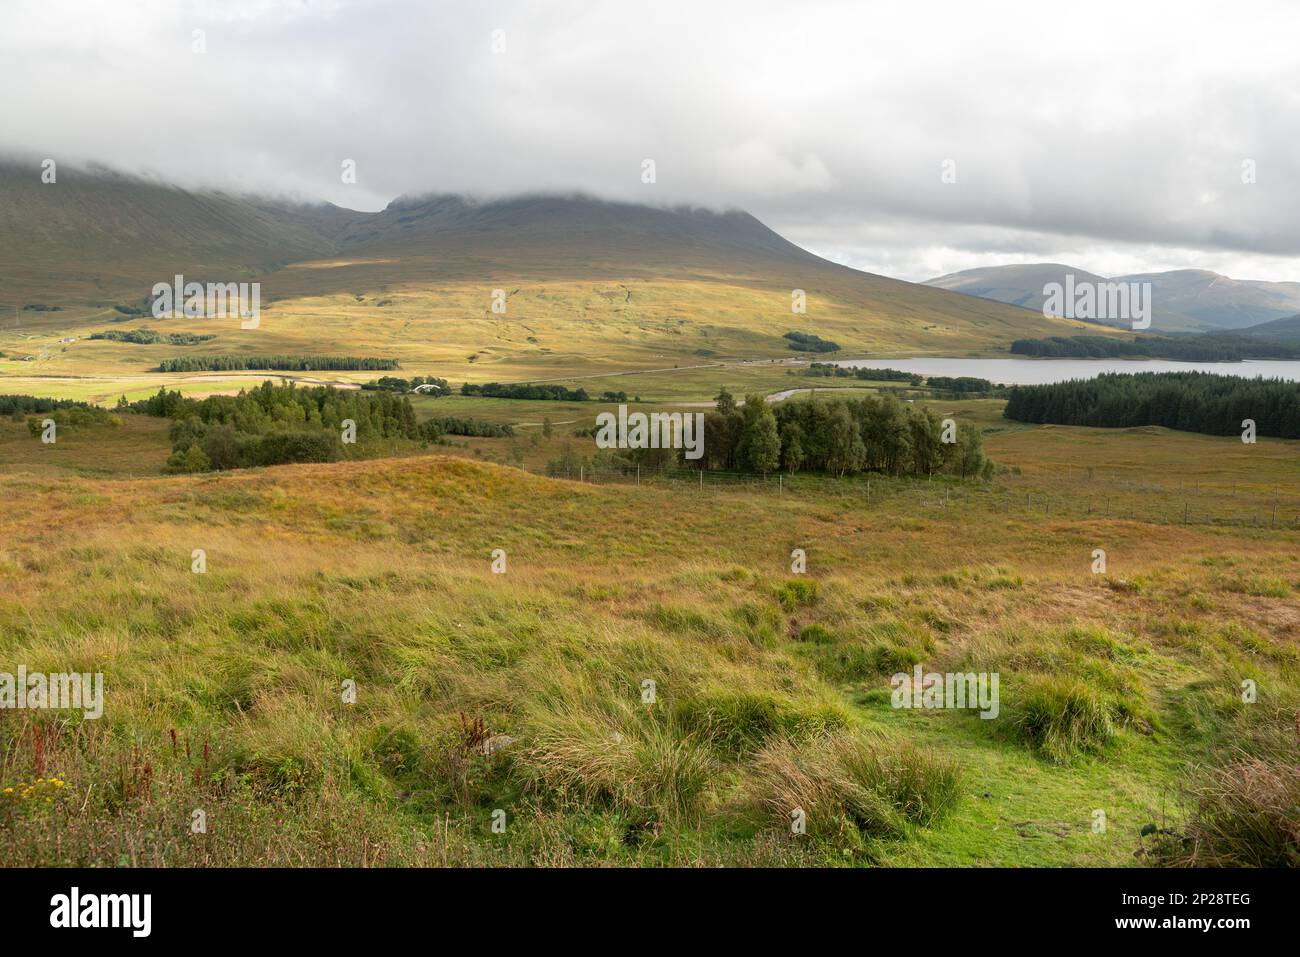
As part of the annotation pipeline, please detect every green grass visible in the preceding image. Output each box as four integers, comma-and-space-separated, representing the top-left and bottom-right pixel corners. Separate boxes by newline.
1, 427, 1297, 866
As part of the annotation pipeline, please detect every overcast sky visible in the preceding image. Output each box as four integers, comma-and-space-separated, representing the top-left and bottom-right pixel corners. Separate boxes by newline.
4, 0, 1300, 282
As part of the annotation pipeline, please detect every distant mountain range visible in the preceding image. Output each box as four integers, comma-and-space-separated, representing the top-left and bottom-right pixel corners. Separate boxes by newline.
0, 160, 1089, 356
926, 263, 1300, 333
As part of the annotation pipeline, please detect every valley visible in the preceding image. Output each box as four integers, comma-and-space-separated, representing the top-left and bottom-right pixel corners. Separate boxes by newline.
1, 168, 1296, 871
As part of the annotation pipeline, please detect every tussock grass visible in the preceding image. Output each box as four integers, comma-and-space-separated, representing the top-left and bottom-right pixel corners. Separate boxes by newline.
1003, 676, 1121, 763
1, 446, 1298, 865
1175, 755, 1300, 867
748, 731, 963, 845
675, 691, 848, 756
514, 703, 714, 820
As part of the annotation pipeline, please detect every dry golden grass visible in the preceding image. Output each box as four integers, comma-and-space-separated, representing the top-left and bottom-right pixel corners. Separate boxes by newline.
1, 427, 1297, 866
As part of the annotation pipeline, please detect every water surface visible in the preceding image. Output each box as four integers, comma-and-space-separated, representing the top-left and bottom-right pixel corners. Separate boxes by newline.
831, 357, 1300, 386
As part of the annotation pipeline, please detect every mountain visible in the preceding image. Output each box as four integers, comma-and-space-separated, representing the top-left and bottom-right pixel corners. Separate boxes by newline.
923, 263, 1111, 316
0, 161, 1089, 369
926, 263, 1300, 333
333, 193, 821, 266
1119, 269, 1300, 331
0, 160, 360, 309
1229, 312, 1300, 343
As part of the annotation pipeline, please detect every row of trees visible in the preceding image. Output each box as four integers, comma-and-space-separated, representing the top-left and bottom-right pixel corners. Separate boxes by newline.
598, 387, 991, 479
90, 329, 214, 345
157, 355, 400, 372
361, 376, 452, 395
136, 382, 416, 437
2, 394, 92, 416
25, 406, 122, 436
784, 330, 841, 353
422, 415, 514, 438
140, 382, 513, 472
804, 364, 920, 383
461, 382, 591, 401
1002, 371, 1300, 437
927, 376, 996, 395
1010, 334, 1300, 361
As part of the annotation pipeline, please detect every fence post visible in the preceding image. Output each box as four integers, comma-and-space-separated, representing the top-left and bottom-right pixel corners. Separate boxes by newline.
580, 465, 584, 483
699, 470, 703, 491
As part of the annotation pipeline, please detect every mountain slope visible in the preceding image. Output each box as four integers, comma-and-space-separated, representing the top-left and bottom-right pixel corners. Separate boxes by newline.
0, 163, 1090, 378
927, 263, 1300, 333
335, 194, 822, 265
1228, 312, 1300, 342
0, 160, 360, 309
925, 263, 1112, 315
1117, 269, 1300, 331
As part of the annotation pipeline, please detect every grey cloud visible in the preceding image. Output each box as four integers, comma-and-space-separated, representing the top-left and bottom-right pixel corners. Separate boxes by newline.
3, 0, 1299, 279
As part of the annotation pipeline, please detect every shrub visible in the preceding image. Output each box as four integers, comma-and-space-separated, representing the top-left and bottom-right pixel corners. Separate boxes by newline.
240, 430, 342, 467
202, 424, 243, 470
164, 443, 212, 474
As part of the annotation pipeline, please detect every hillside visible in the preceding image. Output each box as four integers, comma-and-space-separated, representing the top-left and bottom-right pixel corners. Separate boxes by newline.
925, 263, 1113, 318
2, 418, 1298, 866
1218, 312, 1300, 342
927, 263, 1300, 333
0, 160, 356, 310
0, 164, 1089, 390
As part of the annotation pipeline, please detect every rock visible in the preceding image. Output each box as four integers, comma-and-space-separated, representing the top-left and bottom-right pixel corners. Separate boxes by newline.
480, 734, 515, 756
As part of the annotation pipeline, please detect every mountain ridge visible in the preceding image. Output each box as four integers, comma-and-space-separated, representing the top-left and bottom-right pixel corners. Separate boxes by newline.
927, 263, 1300, 333
0, 160, 1089, 358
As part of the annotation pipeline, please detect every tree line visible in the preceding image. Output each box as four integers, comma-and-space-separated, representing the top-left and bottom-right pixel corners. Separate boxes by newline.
804, 364, 921, 383
927, 376, 997, 395
135, 382, 415, 472
2, 394, 94, 416
569, 387, 991, 479
461, 382, 592, 401
361, 376, 452, 395
784, 330, 841, 353
1002, 371, 1300, 438
157, 355, 400, 372
1010, 333, 1300, 361
423, 415, 514, 438
90, 329, 215, 345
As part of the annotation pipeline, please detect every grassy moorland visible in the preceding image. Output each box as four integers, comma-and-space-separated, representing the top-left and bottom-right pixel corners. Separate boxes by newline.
0, 272, 1098, 403
1, 400, 1297, 867
0, 170, 1099, 401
